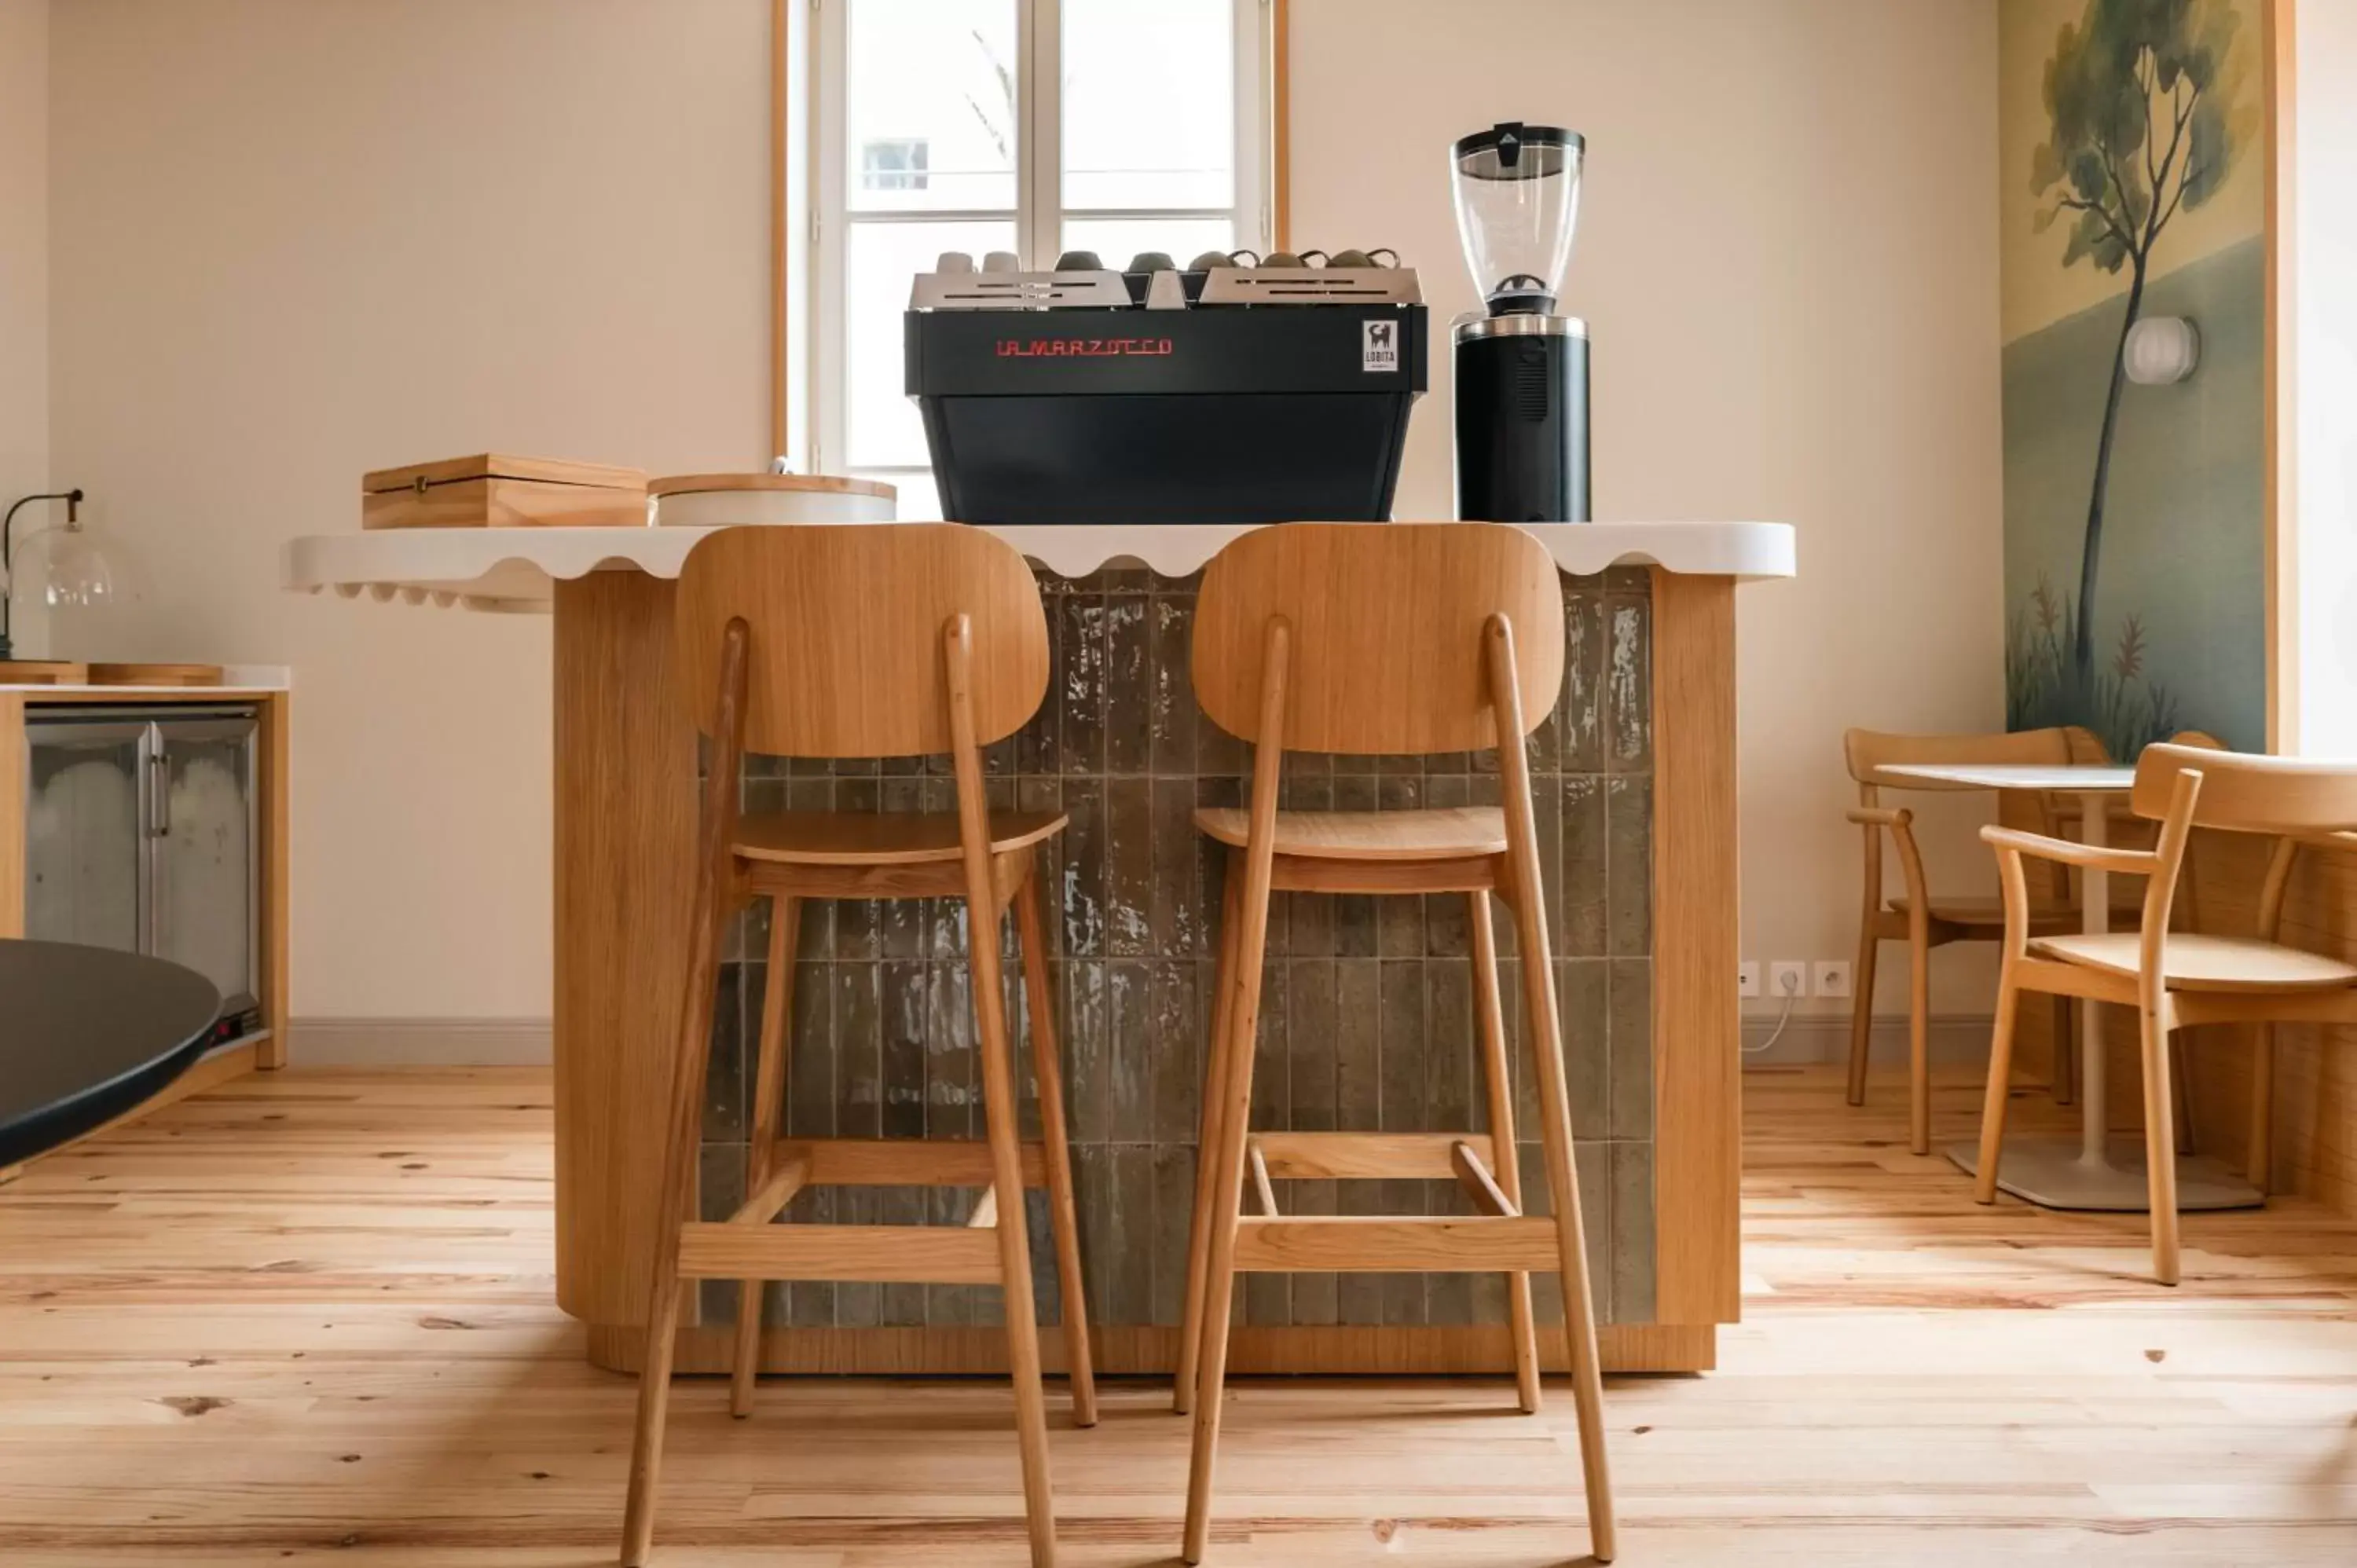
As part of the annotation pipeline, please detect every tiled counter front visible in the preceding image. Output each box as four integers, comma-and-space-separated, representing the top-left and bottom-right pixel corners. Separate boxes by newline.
695, 566, 1657, 1346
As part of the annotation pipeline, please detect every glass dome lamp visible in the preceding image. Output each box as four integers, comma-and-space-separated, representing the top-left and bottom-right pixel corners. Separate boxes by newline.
1, 488, 128, 660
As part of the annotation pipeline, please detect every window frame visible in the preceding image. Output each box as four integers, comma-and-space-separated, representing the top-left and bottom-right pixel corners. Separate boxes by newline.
808, 0, 1273, 489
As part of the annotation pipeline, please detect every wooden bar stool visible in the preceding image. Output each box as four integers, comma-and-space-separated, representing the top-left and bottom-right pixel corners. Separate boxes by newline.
618, 524, 1095, 1568
1168, 522, 1615, 1565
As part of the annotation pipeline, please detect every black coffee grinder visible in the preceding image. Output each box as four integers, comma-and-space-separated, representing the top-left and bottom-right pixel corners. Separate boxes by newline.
1450, 122, 1589, 522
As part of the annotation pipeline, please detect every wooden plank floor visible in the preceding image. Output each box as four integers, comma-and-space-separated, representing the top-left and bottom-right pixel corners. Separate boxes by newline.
3, 1064, 2354, 1565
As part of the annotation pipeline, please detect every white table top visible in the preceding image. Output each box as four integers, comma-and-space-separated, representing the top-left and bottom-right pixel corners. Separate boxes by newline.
280, 519, 1798, 613
1878, 762, 2137, 791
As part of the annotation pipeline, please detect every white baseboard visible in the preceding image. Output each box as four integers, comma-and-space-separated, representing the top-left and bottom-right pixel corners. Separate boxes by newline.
1741, 1012, 1995, 1068
285, 1017, 554, 1066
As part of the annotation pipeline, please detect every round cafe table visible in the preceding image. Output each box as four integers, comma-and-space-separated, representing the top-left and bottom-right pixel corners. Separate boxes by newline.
0, 940, 221, 1169
1878, 762, 2262, 1213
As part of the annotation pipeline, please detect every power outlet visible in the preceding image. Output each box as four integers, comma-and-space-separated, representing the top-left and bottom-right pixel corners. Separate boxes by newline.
1768, 961, 1808, 999
1813, 959, 1853, 999
1737, 961, 1761, 999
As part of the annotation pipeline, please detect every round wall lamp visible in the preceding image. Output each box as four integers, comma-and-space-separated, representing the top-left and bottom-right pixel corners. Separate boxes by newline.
2124, 316, 2201, 385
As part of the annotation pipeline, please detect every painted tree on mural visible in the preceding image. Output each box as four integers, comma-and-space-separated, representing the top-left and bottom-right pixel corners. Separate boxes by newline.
2032, 0, 2244, 685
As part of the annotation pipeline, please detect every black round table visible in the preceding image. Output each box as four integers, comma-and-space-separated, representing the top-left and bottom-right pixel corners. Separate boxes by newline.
0, 939, 221, 1168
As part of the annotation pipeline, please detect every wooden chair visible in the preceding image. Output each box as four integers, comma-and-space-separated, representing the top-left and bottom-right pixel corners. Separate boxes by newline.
1844, 727, 2109, 1154
1974, 743, 2357, 1284
619, 525, 1095, 1568
1169, 523, 1615, 1566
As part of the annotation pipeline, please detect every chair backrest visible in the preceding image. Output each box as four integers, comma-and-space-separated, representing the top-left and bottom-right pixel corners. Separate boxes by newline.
1842, 726, 2075, 790
2130, 743, 2357, 833
1191, 522, 1564, 755
674, 524, 1049, 757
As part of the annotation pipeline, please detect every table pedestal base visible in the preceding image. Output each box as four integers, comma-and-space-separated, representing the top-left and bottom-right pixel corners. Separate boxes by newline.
1946, 1138, 2264, 1211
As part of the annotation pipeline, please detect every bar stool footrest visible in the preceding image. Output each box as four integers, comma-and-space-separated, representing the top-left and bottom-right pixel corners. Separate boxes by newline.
677, 1222, 1003, 1284
1250, 1130, 1501, 1180
1229, 1214, 1560, 1273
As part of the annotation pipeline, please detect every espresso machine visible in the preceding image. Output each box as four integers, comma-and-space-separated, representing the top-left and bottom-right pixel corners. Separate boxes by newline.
1450, 122, 1589, 522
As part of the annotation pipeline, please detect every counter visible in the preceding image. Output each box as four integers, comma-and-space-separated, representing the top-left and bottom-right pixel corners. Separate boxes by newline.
285, 520, 1792, 1375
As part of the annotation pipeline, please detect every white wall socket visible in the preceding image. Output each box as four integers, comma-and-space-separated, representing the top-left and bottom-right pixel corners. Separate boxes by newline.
1813, 959, 1853, 999
1768, 961, 1808, 998
1737, 961, 1761, 998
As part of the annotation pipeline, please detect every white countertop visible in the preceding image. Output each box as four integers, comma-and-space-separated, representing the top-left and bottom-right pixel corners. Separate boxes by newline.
282, 521, 1795, 612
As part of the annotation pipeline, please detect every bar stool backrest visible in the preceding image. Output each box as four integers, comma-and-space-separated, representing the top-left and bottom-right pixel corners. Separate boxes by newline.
1191, 522, 1565, 756
674, 524, 1050, 758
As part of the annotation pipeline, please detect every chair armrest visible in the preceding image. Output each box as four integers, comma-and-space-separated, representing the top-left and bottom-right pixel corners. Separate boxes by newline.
1980, 823, 2157, 874
1846, 806, 1910, 828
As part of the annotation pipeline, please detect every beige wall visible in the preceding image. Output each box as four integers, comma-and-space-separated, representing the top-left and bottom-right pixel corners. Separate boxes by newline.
47, 0, 772, 1020
1290, 0, 2007, 1020
1, 0, 47, 657
42, 0, 2005, 1032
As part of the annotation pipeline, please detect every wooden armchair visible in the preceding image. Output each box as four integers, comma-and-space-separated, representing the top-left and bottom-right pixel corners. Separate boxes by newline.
1843, 727, 2101, 1154
1974, 744, 2357, 1284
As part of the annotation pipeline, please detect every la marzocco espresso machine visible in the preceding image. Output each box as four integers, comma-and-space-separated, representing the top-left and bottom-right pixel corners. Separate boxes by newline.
1451, 122, 1590, 522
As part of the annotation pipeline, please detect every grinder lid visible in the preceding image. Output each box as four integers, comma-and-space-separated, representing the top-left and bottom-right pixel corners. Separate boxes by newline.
1451, 122, 1585, 181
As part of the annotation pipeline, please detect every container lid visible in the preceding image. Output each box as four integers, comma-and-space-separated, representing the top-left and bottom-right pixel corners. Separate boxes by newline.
648, 473, 898, 500
361, 454, 648, 493
1451, 123, 1584, 181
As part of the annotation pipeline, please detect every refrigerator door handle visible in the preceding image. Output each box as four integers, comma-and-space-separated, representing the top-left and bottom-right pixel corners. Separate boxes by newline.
148, 746, 171, 838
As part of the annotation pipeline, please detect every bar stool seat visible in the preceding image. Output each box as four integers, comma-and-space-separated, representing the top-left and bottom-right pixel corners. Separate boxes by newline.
735, 808, 1068, 864
1191, 804, 1506, 861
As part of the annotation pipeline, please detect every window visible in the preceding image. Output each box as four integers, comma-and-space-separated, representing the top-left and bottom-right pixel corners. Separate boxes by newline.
860, 137, 931, 192
813, 0, 1271, 516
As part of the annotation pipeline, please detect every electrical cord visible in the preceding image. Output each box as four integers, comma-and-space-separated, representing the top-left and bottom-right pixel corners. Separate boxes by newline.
1742, 968, 1804, 1055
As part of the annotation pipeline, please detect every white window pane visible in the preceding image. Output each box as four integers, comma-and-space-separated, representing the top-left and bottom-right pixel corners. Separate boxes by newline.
855, 468, 941, 522
845, 218, 1017, 469
1061, 0, 1235, 210
1062, 215, 1235, 272
848, 0, 1018, 213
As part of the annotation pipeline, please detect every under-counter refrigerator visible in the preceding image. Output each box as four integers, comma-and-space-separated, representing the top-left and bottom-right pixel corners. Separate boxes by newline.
23, 705, 262, 1042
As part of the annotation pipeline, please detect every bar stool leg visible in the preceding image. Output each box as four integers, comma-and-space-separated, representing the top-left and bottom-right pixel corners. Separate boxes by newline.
1469, 890, 1541, 1415
620, 875, 733, 1566
1017, 867, 1098, 1428
1175, 863, 1244, 1416
970, 896, 1058, 1566
1184, 628, 1287, 1566
731, 895, 799, 1418
1489, 617, 1616, 1564
1181, 877, 1269, 1564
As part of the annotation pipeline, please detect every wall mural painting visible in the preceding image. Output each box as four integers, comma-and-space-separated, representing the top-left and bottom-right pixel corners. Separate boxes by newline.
2001, 0, 2265, 757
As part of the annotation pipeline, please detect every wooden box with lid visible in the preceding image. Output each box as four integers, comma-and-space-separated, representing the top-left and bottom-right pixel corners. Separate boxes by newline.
361, 454, 648, 530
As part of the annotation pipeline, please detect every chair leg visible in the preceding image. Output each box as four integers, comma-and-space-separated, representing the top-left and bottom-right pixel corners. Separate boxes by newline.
1504, 867, 1616, 1563
1016, 868, 1098, 1429
620, 871, 732, 1566
1846, 930, 1879, 1107
2051, 996, 2076, 1105
2248, 1024, 2275, 1194
1907, 925, 1932, 1156
731, 895, 799, 1419
1181, 869, 1270, 1565
2139, 1001, 2183, 1287
1175, 861, 1244, 1417
1974, 967, 2023, 1206
2170, 1033, 2198, 1157
1470, 890, 1541, 1415
966, 889, 1058, 1567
